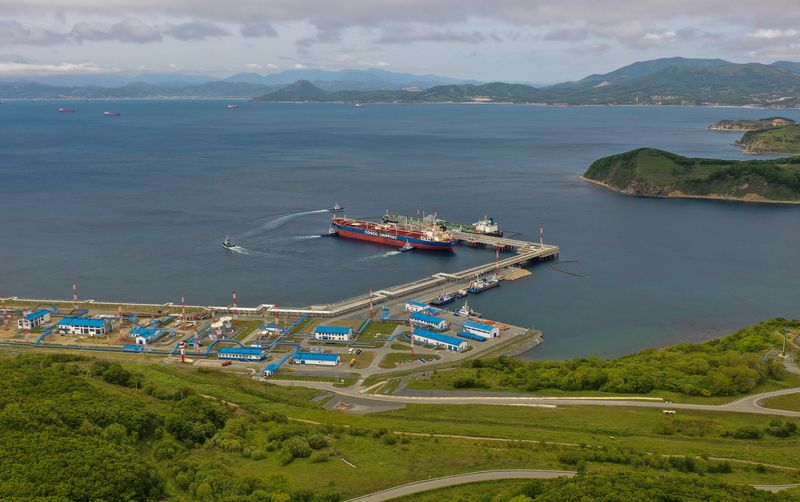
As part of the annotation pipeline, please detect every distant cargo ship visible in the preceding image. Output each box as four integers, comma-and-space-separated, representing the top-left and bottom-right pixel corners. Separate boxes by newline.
58, 108, 76, 113
469, 215, 503, 237
103, 111, 120, 117
227, 104, 239, 109
330, 216, 456, 251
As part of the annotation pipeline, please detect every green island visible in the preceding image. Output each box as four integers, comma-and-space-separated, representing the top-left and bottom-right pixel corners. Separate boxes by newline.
737, 124, 800, 154
1, 318, 799, 501
582, 148, 800, 203
708, 117, 795, 131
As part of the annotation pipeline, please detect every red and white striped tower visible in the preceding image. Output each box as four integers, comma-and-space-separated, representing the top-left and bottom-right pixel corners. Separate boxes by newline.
231, 290, 238, 319
179, 340, 186, 364
410, 331, 415, 356
369, 289, 373, 315
273, 305, 280, 335
495, 246, 500, 274
539, 222, 544, 247
181, 293, 186, 319
72, 283, 78, 308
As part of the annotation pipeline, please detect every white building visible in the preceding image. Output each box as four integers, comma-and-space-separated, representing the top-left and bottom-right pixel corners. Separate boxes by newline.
293, 352, 340, 366
409, 312, 448, 330
462, 320, 500, 339
313, 325, 354, 342
17, 309, 51, 330
210, 316, 235, 339
412, 328, 468, 352
404, 300, 430, 313
56, 317, 111, 336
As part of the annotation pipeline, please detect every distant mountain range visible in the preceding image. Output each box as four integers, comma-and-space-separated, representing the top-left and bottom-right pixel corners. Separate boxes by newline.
256, 59, 800, 107
0, 68, 477, 99
3, 58, 800, 106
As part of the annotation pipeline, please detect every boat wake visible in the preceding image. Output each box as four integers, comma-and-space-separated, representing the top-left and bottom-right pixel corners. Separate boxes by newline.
292, 235, 322, 240
360, 250, 402, 261
229, 245, 253, 255
240, 209, 328, 238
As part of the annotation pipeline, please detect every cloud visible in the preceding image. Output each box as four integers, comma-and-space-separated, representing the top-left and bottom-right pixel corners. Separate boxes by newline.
70, 18, 162, 43
293, 63, 307, 69
0, 61, 119, 76
748, 28, 800, 39
240, 22, 277, 38
375, 24, 489, 44
163, 21, 229, 41
0, 20, 67, 46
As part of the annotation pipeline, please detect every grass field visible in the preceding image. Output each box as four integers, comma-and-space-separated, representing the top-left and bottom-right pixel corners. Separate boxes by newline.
127, 361, 800, 487
760, 392, 800, 412
380, 352, 440, 369
357, 321, 403, 342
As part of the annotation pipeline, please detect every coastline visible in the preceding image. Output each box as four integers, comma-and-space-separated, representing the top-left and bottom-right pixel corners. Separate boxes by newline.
578, 175, 800, 205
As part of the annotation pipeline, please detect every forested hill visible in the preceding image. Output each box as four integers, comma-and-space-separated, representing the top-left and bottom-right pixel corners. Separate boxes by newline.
582, 148, 800, 203
256, 61, 800, 106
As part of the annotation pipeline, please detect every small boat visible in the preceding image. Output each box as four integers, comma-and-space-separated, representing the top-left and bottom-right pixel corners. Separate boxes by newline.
468, 274, 500, 294
398, 241, 414, 252
354, 103, 364, 108
470, 215, 503, 237
322, 227, 338, 237
58, 108, 76, 113
454, 289, 468, 298
329, 202, 344, 212
454, 301, 481, 318
227, 104, 239, 109
103, 111, 120, 117
430, 289, 455, 306
222, 235, 236, 249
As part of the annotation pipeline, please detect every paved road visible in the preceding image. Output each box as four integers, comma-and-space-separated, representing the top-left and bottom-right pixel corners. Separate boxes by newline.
270, 373, 800, 418
346, 469, 576, 502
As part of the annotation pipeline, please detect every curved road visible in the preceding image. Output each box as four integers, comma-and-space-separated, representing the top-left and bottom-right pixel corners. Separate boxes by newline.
271, 358, 800, 417
345, 469, 576, 502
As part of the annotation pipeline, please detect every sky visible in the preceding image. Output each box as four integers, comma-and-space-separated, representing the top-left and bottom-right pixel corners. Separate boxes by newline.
1, 0, 800, 82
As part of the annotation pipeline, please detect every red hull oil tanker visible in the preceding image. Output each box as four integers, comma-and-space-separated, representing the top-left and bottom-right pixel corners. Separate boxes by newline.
331, 216, 456, 251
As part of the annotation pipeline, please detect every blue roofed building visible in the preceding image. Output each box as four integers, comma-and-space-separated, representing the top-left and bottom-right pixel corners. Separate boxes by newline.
17, 309, 51, 330
313, 325, 354, 342
130, 326, 161, 345
123, 344, 145, 353
409, 311, 448, 331
412, 328, 468, 352
293, 352, 340, 366
462, 320, 500, 339
218, 347, 266, 361
56, 317, 110, 336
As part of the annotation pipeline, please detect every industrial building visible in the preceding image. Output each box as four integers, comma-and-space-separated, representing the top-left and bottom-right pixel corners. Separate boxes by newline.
462, 320, 500, 339
313, 325, 353, 342
259, 323, 283, 336
56, 317, 111, 336
409, 311, 448, 330
131, 326, 161, 345
209, 316, 235, 339
404, 300, 430, 313
412, 328, 468, 352
217, 347, 266, 361
293, 352, 340, 366
17, 309, 51, 330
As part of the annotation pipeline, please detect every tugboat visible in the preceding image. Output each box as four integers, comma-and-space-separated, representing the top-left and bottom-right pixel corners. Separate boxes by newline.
329, 202, 345, 212
468, 274, 500, 294
226, 104, 239, 109
103, 111, 121, 117
222, 235, 236, 249
398, 241, 414, 252
454, 300, 481, 318
58, 107, 76, 113
430, 289, 455, 306
454, 289, 468, 299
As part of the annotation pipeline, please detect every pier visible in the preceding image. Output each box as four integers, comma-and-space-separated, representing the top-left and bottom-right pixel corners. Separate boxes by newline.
277, 234, 559, 318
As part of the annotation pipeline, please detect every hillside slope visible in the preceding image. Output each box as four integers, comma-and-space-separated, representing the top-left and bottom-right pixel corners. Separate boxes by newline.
737, 124, 800, 154
582, 148, 800, 203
